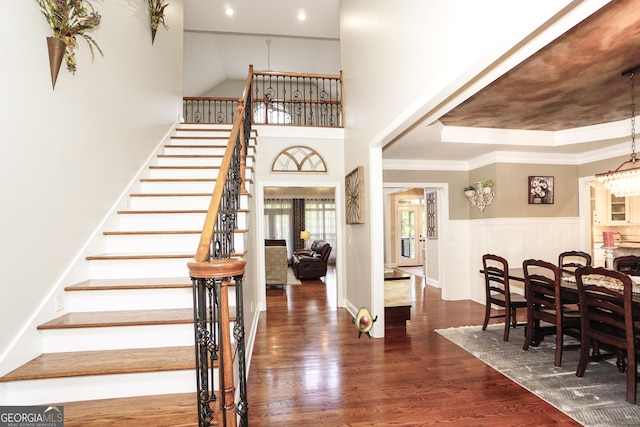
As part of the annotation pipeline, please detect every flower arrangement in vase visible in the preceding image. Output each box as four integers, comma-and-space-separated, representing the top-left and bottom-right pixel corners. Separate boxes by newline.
35, 0, 103, 88
148, 0, 169, 44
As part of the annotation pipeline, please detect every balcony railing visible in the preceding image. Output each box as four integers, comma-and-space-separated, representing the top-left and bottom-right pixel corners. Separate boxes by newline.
183, 66, 343, 128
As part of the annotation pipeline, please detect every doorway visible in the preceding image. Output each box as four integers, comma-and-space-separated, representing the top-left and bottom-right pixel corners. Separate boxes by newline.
397, 201, 425, 267
384, 184, 447, 291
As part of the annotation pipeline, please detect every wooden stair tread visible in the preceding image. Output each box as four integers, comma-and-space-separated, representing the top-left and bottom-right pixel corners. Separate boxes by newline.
57, 392, 201, 427
37, 308, 198, 329
115, 208, 253, 214
149, 165, 222, 169
166, 143, 253, 147
0, 346, 197, 382
139, 178, 216, 182
86, 253, 194, 260
129, 193, 213, 197
103, 229, 247, 236
116, 209, 207, 214
86, 252, 247, 261
155, 154, 254, 160
103, 230, 201, 236
157, 154, 224, 158
65, 277, 192, 291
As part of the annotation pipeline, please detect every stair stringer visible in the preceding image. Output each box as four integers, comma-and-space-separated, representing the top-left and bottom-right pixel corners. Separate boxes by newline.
0, 123, 255, 405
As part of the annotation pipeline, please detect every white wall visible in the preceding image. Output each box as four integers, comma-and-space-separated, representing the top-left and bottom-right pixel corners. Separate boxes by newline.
467, 217, 582, 303
0, 1, 184, 375
252, 126, 347, 311
338, 0, 608, 336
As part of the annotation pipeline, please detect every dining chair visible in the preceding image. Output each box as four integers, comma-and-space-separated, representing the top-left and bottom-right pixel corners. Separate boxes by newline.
558, 250, 592, 273
482, 254, 527, 341
522, 259, 581, 367
575, 266, 638, 404
613, 255, 640, 276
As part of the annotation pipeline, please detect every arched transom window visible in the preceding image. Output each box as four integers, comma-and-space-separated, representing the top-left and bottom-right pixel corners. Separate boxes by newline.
271, 145, 328, 173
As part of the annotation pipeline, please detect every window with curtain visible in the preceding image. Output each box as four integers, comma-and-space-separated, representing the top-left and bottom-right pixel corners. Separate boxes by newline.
264, 196, 337, 264
264, 198, 293, 257
305, 198, 336, 263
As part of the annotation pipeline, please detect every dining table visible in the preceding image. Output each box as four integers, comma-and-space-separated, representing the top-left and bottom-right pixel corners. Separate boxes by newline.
504, 266, 640, 304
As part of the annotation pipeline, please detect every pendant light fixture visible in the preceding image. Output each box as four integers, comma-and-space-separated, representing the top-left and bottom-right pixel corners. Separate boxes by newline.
596, 65, 640, 196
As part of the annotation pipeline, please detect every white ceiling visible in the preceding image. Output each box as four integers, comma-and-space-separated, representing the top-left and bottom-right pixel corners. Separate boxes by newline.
183, 1, 638, 165
183, 0, 341, 96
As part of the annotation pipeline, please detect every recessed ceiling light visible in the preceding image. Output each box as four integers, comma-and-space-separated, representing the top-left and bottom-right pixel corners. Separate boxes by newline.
225, 7, 234, 16
297, 11, 306, 21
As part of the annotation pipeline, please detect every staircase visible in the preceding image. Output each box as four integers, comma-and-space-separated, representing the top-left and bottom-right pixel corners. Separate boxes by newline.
0, 124, 255, 415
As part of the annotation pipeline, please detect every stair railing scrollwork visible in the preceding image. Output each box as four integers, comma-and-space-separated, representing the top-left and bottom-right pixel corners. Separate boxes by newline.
188, 66, 254, 427
183, 67, 342, 128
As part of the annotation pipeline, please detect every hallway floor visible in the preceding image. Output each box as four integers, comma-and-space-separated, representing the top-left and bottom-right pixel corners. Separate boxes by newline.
247, 268, 578, 426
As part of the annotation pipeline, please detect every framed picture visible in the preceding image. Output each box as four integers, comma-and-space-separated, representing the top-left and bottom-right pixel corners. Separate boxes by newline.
345, 166, 365, 224
528, 176, 554, 204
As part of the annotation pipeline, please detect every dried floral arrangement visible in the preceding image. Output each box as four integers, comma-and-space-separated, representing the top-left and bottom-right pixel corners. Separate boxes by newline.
35, 0, 104, 74
148, 0, 169, 44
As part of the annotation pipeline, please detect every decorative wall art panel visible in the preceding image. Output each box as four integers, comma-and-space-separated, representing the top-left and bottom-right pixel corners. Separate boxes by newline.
528, 176, 554, 204
345, 166, 364, 224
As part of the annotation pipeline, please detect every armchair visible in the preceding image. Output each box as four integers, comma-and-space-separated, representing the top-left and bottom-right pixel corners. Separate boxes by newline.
265, 240, 288, 287
290, 240, 332, 279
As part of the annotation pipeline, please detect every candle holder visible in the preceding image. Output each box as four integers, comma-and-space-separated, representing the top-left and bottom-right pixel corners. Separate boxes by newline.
602, 246, 617, 269
464, 181, 495, 217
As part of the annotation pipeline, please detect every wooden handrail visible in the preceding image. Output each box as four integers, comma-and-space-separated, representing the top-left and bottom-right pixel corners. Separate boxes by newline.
252, 68, 342, 80
192, 66, 255, 263
192, 104, 243, 262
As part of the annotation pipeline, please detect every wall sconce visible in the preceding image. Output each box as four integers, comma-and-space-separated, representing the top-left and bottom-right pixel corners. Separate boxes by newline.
300, 230, 311, 249
464, 180, 495, 217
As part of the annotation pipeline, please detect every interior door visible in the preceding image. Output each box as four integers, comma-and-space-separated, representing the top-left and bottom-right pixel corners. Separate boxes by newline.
397, 205, 424, 266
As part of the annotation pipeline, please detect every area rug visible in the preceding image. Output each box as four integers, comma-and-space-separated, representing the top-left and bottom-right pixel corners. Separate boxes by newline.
286, 268, 301, 285
436, 324, 640, 426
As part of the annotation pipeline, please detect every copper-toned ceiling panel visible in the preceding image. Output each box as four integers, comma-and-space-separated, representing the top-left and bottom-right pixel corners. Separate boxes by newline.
440, 0, 640, 131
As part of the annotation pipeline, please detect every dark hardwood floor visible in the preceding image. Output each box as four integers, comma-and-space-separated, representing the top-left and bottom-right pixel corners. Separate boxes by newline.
58, 267, 578, 426
247, 267, 579, 426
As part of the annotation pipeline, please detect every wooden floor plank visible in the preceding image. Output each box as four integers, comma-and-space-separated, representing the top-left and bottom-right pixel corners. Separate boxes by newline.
31, 266, 577, 426
245, 268, 580, 426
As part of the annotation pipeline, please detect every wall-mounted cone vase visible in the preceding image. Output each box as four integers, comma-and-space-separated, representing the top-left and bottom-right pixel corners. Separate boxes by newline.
47, 37, 66, 90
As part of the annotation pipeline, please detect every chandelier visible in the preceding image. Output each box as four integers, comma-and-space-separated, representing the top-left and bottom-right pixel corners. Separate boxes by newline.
596, 66, 640, 197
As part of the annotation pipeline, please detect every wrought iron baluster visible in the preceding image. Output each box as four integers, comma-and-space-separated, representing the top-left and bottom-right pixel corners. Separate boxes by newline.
193, 277, 220, 426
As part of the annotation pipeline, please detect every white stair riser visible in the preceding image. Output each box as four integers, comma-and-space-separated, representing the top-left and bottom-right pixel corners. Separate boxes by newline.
68, 287, 194, 311
164, 146, 256, 157
117, 211, 248, 231
41, 324, 195, 353
170, 139, 256, 153
128, 195, 251, 211
88, 258, 193, 279
140, 181, 216, 193
157, 157, 225, 167
147, 168, 254, 182
148, 168, 220, 179
105, 233, 200, 253
104, 233, 246, 256
128, 195, 212, 210
155, 156, 254, 168
118, 213, 206, 231
106, 232, 245, 255
0, 370, 198, 406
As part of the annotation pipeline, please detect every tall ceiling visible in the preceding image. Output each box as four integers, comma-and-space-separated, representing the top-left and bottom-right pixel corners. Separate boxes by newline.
184, 0, 640, 163
183, 0, 341, 96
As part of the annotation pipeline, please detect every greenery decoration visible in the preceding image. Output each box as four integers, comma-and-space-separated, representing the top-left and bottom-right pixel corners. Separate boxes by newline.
35, 0, 104, 74
148, 0, 169, 44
